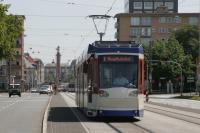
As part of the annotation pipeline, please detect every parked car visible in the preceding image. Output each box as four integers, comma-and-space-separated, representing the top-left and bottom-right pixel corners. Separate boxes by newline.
9, 84, 21, 97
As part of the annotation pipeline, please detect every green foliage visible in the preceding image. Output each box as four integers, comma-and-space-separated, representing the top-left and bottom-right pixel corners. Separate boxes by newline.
0, 3, 24, 60
173, 25, 199, 62
144, 37, 194, 80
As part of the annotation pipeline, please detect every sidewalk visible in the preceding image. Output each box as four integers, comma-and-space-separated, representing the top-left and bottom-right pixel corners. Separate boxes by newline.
148, 93, 200, 113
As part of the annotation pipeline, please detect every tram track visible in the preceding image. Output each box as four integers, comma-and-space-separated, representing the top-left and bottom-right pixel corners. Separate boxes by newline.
63, 92, 153, 133
145, 104, 200, 126
64, 92, 200, 132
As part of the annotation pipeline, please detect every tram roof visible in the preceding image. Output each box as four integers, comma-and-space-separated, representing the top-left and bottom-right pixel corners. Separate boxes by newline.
88, 41, 143, 54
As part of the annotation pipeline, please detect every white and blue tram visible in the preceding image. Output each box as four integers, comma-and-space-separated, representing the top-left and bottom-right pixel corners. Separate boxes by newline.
75, 41, 144, 117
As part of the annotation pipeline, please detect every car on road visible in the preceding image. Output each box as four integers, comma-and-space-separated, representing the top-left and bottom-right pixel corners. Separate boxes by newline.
31, 88, 39, 93
9, 84, 21, 97
68, 83, 75, 92
39, 85, 52, 94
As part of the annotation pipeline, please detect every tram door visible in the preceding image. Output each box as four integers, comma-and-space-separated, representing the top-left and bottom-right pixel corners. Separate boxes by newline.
88, 59, 98, 102
87, 63, 93, 103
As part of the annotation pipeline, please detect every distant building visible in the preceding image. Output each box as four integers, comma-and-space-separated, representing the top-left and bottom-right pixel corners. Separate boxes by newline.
124, 0, 178, 13
44, 63, 68, 83
115, 12, 199, 44
24, 53, 37, 90
34, 58, 45, 86
24, 53, 45, 90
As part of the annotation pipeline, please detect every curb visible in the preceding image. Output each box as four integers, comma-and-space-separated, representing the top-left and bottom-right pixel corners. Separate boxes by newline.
42, 95, 52, 133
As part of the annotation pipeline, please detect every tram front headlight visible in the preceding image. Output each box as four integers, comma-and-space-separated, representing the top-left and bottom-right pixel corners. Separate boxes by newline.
99, 90, 109, 97
129, 90, 138, 97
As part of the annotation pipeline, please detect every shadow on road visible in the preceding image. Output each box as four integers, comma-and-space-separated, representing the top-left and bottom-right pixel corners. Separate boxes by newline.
47, 107, 82, 122
47, 107, 140, 123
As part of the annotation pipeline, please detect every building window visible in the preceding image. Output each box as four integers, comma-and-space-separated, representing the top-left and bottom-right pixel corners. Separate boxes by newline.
154, 2, 163, 9
174, 16, 182, 23
165, 2, 174, 10
166, 17, 174, 23
159, 17, 174, 23
133, 2, 142, 9
144, 2, 153, 9
159, 17, 166, 23
130, 27, 140, 36
141, 27, 151, 36
141, 17, 151, 25
158, 27, 172, 33
16, 61, 20, 66
189, 17, 198, 25
131, 17, 140, 26
16, 39, 21, 48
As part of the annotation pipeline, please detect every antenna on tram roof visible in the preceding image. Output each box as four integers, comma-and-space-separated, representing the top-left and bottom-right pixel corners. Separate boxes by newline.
88, 15, 111, 42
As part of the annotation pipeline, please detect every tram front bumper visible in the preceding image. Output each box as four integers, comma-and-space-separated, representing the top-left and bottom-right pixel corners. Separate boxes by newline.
97, 109, 144, 117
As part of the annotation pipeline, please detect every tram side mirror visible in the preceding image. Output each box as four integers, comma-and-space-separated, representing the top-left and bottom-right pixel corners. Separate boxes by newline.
83, 63, 88, 73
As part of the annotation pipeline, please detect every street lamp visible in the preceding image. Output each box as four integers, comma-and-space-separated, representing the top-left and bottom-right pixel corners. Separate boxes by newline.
88, 15, 111, 41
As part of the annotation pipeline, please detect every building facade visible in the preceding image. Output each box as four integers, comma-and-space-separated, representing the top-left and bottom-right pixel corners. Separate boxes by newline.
115, 13, 199, 44
44, 63, 68, 83
24, 53, 45, 90
124, 0, 178, 13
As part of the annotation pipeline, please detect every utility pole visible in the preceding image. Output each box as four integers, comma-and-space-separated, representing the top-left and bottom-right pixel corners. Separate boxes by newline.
56, 46, 61, 87
198, 9, 200, 96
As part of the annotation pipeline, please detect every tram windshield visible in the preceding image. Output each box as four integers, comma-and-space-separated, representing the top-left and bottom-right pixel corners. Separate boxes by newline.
99, 55, 138, 89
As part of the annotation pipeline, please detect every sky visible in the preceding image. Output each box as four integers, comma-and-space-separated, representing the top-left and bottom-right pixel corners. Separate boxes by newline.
1, 0, 200, 64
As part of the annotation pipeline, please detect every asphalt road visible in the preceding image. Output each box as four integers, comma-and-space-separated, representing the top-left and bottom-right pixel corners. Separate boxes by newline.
0, 93, 49, 133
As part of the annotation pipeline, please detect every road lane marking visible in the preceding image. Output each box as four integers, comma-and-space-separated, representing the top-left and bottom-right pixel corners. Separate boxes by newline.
42, 96, 52, 133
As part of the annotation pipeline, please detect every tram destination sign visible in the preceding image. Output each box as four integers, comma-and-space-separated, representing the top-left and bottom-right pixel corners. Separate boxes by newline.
100, 56, 135, 62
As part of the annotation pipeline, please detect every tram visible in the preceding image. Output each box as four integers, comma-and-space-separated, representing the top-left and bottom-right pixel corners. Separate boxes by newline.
75, 41, 144, 117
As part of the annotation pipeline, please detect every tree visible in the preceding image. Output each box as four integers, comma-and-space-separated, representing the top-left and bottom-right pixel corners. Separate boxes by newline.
0, 3, 24, 60
144, 37, 194, 85
173, 25, 199, 62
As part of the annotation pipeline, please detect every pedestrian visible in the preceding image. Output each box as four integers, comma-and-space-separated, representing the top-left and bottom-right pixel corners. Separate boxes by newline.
53, 84, 57, 95
145, 89, 149, 103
